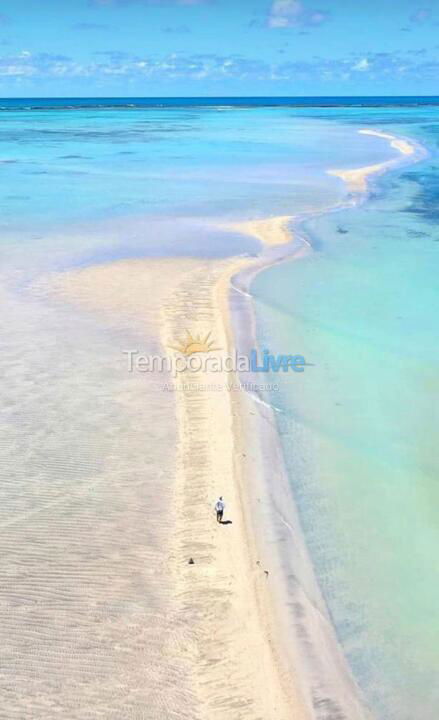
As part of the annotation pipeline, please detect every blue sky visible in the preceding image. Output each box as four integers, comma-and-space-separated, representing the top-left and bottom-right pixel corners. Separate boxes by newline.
0, 0, 438, 96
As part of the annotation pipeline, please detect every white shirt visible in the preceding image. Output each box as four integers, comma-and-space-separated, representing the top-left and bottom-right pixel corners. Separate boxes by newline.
215, 499, 225, 512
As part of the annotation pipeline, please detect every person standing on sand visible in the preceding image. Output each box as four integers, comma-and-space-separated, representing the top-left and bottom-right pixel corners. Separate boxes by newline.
215, 497, 225, 523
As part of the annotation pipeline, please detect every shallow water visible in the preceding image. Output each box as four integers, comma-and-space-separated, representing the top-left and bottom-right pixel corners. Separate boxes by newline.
0, 99, 437, 718
252, 106, 439, 720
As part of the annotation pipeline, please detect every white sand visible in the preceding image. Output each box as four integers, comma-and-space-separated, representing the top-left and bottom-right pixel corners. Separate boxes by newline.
42, 202, 372, 718
1, 127, 422, 719
0, 269, 196, 719
358, 128, 415, 156
45, 254, 304, 719
219, 215, 294, 247
30, 205, 373, 718
327, 128, 417, 192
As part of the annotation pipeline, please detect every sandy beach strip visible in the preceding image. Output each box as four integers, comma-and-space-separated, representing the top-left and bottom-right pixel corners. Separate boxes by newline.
48, 208, 372, 719
43, 207, 375, 720
33, 128, 425, 719
219, 215, 294, 247
327, 128, 417, 192
161, 255, 308, 720
358, 128, 415, 156
49, 249, 306, 719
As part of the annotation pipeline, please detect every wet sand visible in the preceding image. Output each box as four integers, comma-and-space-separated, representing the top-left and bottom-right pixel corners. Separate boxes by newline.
1, 128, 421, 719
48, 251, 304, 719
219, 215, 294, 246
327, 128, 416, 192
46, 210, 370, 719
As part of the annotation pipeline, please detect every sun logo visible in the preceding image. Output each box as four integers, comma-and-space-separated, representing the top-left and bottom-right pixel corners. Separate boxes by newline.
169, 329, 220, 356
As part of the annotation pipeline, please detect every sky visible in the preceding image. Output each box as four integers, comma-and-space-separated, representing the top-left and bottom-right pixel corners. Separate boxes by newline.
0, 0, 438, 96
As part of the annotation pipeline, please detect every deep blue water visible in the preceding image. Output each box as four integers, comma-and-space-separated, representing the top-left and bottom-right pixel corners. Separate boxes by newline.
0, 96, 438, 111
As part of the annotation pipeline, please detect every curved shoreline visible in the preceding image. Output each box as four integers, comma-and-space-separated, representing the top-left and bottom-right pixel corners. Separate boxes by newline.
42, 127, 426, 719
223, 128, 425, 718
49, 254, 306, 719
326, 127, 417, 192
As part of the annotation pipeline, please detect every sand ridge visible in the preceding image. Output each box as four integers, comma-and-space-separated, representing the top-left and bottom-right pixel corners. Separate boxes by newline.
327, 128, 416, 192
19, 130, 419, 718
358, 128, 415, 156
38, 191, 377, 718
161, 255, 305, 719
22, 129, 418, 717
219, 215, 294, 247
47, 251, 305, 719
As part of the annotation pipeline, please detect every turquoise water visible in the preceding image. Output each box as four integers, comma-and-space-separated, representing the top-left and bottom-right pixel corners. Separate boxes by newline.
1, 99, 438, 718
252, 107, 439, 719
0, 105, 400, 228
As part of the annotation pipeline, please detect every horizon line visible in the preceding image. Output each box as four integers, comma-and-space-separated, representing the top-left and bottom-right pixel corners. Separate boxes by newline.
1, 94, 439, 100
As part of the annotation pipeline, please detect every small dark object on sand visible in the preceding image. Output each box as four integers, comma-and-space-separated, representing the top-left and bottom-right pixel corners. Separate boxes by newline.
188, 558, 195, 565
264, 570, 269, 577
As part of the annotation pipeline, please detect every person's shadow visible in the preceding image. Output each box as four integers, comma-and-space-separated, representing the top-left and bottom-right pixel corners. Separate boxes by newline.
220, 520, 233, 525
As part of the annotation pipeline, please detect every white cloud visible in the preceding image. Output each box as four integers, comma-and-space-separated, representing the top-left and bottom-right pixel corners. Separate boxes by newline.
352, 58, 370, 72
0, 64, 36, 76
268, 0, 328, 28
0, 48, 437, 87
270, 15, 291, 28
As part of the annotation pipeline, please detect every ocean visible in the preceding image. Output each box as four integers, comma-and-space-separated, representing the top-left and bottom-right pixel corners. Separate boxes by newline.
251, 103, 439, 719
0, 97, 437, 718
